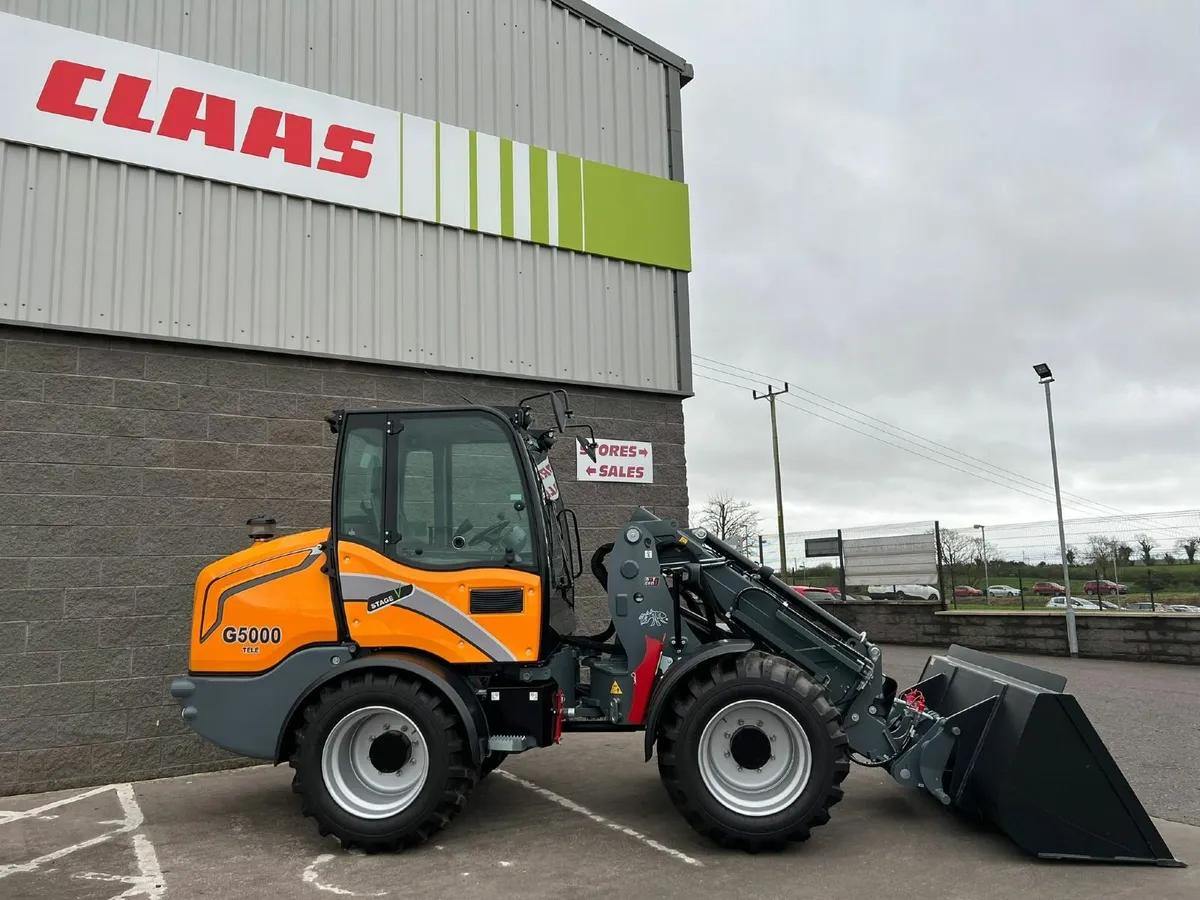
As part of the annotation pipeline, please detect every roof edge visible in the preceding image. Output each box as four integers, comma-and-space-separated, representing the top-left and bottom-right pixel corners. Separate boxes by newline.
553, 0, 694, 84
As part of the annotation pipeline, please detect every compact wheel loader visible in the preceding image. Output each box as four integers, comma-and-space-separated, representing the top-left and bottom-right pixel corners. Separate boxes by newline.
171, 391, 1182, 864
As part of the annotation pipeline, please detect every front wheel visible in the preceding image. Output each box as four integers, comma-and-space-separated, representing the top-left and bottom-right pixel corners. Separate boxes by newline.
289, 671, 478, 853
655, 650, 850, 852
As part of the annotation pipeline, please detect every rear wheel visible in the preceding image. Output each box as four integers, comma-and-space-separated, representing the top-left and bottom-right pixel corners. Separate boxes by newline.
290, 671, 478, 852
655, 650, 849, 852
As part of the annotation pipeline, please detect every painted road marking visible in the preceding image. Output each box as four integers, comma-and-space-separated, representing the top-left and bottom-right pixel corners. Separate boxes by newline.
302, 853, 388, 897
0, 782, 166, 897
493, 770, 703, 867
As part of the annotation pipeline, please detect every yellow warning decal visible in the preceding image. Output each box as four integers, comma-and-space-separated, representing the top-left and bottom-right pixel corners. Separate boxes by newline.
679, 536, 689, 544
610, 681, 623, 695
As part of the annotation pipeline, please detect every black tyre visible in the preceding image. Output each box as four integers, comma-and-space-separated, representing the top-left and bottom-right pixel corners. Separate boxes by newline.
480, 751, 508, 779
289, 670, 478, 853
655, 650, 850, 852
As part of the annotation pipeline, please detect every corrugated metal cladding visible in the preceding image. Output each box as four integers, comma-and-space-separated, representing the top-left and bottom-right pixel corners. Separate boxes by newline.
0, 0, 690, 393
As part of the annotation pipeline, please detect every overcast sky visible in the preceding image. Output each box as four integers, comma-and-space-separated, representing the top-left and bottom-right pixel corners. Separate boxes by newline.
595, 0, 1200, 542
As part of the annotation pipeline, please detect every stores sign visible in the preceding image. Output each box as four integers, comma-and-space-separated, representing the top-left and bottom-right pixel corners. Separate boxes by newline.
0, 12, 692, 272
577, 439, 654, 484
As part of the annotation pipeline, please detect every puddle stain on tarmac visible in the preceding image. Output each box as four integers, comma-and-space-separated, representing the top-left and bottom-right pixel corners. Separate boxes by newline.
0, 783, 166, 900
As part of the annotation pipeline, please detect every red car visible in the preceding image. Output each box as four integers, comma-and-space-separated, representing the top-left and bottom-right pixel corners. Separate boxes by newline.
1084, 579, 1127, 596
1032, 582, 1066, 596
793, 586, 841, 603
954, 585, 983, 598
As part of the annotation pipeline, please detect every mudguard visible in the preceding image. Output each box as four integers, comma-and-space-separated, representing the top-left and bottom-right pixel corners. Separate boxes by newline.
642, 639, 755, 761
274, 650, 490, 768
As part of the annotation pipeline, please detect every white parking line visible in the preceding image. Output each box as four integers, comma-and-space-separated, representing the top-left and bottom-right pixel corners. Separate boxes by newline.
493, 770, 703, 867
302, 853, 389, 896
0, 782, 166, 897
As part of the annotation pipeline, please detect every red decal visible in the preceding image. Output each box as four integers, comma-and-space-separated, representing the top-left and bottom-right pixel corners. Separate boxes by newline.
628, 636, 663, 725
551, 689, 565, 744
241, 107, 313, 166
157, 88, 236, 149
37, 60, 105, 121
318, 124, 375, 178
102, 74, 155, 132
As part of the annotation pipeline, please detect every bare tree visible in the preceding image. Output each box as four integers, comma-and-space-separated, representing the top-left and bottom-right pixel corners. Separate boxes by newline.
1176, 537, 1199, 565
1085, 534, 1118, 568
1135, 534, 1157, 566
697, 492, 761, 554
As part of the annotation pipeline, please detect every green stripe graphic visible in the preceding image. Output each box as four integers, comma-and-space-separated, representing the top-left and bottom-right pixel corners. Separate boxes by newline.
396, 114, 691, 271
499, 138, 514, 239
556, 154, 584, 253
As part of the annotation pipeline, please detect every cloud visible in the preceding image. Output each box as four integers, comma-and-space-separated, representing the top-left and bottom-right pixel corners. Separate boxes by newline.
593, 0, 1200, 537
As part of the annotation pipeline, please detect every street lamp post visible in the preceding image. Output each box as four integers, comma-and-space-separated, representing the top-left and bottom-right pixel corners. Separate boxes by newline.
1034, 363, 1079, 656
974, 523, 988, 596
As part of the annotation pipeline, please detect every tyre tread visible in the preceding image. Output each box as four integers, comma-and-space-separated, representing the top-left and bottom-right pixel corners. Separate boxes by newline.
288, 670, 478, 854
655, 650, 850, 852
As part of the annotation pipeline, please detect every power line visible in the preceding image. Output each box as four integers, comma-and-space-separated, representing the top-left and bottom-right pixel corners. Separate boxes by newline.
692, 356, 1199, 539
692, 370, 1109, 515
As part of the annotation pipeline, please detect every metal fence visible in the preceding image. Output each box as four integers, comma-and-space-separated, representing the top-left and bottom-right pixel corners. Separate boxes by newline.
755, 508, 1200, 612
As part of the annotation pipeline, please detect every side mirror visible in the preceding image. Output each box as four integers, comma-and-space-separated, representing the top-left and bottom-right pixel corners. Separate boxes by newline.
577, 435, 598, 462
549, 391, 569, 434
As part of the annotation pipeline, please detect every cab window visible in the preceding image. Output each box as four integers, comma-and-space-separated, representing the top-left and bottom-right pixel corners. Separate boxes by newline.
390, 411, 536, 570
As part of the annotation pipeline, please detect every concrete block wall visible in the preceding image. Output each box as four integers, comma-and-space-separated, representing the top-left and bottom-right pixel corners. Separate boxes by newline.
816, 601, 1200, 665
0, 324, 688, 795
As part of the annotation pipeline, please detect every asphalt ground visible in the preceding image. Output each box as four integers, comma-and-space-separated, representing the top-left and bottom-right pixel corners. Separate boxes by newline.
2, 644, 1198, 900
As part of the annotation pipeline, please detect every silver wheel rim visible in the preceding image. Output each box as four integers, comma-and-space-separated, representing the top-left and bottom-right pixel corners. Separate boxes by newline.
321, 705, 429, 820
697, 699, 813, 817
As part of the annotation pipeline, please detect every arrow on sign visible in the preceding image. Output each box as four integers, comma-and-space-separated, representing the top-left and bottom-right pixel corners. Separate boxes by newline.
639, 449, 648, 456
587, 467, 596, 475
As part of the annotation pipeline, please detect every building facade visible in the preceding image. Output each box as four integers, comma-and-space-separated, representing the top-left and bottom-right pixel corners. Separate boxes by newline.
0, 1, 692, 794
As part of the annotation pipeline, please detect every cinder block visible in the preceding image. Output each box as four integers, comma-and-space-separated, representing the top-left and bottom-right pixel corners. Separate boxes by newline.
0, 682, 93, 718
91, 737, 163, 777
5, 341, 79, 373
78, 347, 146, 379
145, 353, 209, 385
92, 676, 169, 711
64, 588, 136, 618
180, 384, 240, 414
115, 379, 181, 410
43, 374, 115, 405
173, 440, 239, 470
57, 710, 129, 745
60, 646, 135, 680
27, 620, 100, 652
0, 651, 58, 685
17, 746, 85, 781
0, 370, 45, 401
132, 644, 189, 677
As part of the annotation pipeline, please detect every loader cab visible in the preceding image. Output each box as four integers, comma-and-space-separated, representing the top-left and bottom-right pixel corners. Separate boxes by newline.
327, 395, 589, 660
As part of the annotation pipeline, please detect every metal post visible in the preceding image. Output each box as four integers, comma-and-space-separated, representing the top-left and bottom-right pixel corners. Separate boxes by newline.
837, 529, 847, 599
974, 524, 988, 597
1042, 376, 1078, 655
1018, 553, 1025, 610
934, 520, 947, 610
758, 534, 764, 565
754, 383, 790, 579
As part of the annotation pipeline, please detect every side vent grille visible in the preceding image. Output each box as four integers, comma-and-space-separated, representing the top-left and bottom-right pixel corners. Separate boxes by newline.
470, 588, 524, 614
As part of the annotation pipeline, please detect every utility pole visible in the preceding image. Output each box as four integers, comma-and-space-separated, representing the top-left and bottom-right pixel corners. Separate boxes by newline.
754, 383, 789, 578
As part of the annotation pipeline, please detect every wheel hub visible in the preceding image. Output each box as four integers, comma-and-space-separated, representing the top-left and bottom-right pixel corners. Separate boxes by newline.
697, 698, 813, 817
321, 706, 430, 820
729, 725, 773, 771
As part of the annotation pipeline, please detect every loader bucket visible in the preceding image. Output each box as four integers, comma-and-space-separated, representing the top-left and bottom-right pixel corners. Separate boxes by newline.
906, 644, 1184, 866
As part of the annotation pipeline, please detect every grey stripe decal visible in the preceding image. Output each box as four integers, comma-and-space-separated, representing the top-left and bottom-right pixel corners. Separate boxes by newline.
200, 544, 324, 643
339, 573, 519, 663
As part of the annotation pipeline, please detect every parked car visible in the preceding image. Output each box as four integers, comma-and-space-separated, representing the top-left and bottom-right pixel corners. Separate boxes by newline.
1083, 579, 1127, 596
1045, 596, 1099, 610
1032, 581, 1066, 596
1165, 604, 1200, 613
792, 586, 841, 603
867, 583, 940, 602
954, 585, 983, 598
987, 585, 1021, 597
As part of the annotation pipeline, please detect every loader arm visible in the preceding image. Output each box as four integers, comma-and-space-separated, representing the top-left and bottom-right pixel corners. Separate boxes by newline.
605, 511, 1182, 866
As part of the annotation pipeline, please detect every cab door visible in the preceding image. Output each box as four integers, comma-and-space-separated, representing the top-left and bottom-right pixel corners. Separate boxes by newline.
330, 408, 548, 666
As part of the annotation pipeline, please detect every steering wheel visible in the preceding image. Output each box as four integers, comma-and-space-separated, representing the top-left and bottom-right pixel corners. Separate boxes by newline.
468, 520, 512, 547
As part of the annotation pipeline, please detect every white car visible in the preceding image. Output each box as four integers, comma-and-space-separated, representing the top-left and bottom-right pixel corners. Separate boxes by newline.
1045, 596, 1099, 610
987, 585, 1021, 597
867, 584, 940, 602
